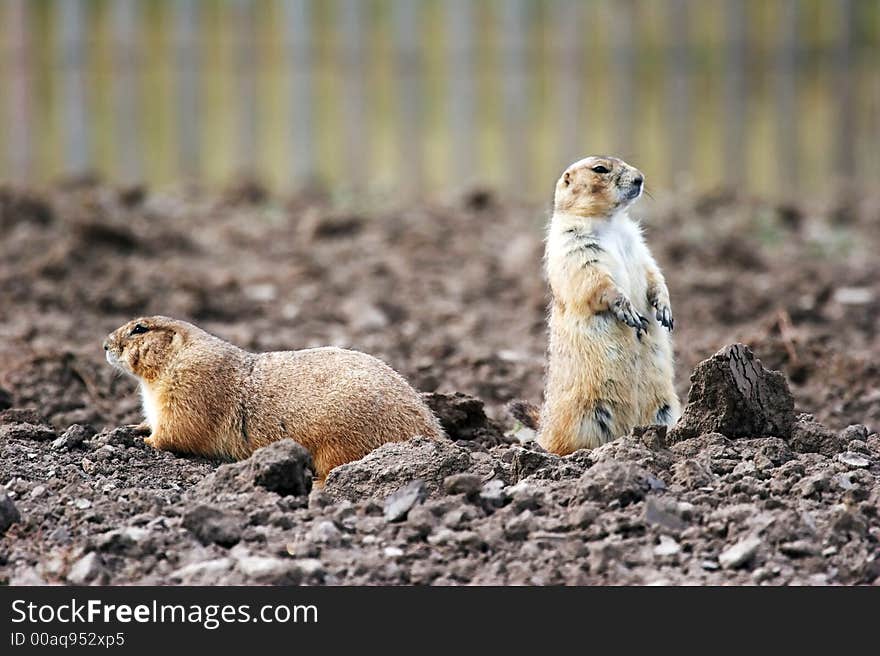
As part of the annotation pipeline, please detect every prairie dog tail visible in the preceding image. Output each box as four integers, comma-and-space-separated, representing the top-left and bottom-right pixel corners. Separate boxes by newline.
507, 399, 540, 430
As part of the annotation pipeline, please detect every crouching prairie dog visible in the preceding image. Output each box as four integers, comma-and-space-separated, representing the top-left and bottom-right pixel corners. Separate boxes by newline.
103, 316, 444, 482
515, 155, 679, 455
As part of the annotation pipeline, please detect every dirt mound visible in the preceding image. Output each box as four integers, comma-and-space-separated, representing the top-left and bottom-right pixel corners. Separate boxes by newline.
670, 343, 796, 442
324, 437, 475, 502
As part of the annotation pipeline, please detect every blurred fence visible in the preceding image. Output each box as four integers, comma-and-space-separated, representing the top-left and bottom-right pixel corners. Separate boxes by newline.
1, 0, 878, 200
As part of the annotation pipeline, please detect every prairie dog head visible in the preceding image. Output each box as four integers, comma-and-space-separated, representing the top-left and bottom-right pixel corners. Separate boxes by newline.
553, 155, 644, 217
103, 315, 190, 383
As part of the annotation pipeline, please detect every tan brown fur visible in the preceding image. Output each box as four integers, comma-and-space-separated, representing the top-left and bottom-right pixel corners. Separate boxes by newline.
104, 316, 445, 482
539, 155, 680, 455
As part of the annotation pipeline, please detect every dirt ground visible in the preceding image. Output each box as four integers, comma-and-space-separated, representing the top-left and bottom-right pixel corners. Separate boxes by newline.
0, 181, 878, 585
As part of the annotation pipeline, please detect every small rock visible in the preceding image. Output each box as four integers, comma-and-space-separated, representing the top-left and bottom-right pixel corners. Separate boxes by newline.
251, 440, 314, 496
794, 471, 832, 498
383, 480, 427, 522
671, 458, 714, 489
309, 520, 342, 544
383, 546, 405, 558
92, 426, 143, 448
569, 503, 599, 529
839, 425, 869, 443
442, 473, 482, 496
509, 446, 560, 481
96, 527, 151, 554
292, 558, 325, 579
49, 526, 71, 544
66, 552, 104, 585
644, 496, 688, 532
833, 286, 873, 305
779, 540, 819, 557
838, 452, 870, 469
74, 498, 92, 510
653, 535, 681, 557
719, 536, 762, 569
182, 505, 243, 547
170, 558, 233, 584
52, 424, 95, 450
788, 414, 845, 456
478, 479, 507, 507
632, 424, 669, 450
0, 487, 21, 533
504, 511, 534, 541
237, 556, 301, 584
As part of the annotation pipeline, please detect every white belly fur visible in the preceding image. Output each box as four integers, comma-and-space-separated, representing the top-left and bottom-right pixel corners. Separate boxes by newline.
596, 213, 649, 312
139, 382, 160, 429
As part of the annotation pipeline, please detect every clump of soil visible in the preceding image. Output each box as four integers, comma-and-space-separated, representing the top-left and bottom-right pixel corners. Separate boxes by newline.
1, 183, 878, 585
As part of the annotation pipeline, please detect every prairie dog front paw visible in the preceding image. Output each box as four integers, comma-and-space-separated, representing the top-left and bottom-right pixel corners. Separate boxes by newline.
611, 294, 649, 338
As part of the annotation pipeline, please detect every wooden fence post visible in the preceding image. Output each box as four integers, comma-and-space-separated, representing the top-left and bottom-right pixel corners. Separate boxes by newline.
5, 0, 32, 183
667, 0, 690, 180
58, 0, 90, 178
724, 0, 747, 186
776, 0, 799, 189
282, 0, 315, 189
552, 0, 585, 170
173, 0, 200, 180
340, 0, 368, 192
234, 0, 259, 177
834, 0, 855, 182
610, 0, 635, 161
445, 0, 476, 188
112, 0, 143, 185
500, 0, 528, 197
393, 0, 423, 198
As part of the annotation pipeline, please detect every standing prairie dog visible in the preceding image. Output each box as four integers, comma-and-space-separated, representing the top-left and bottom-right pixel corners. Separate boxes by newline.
535, 155, 679, 455
103, 316, 444, 482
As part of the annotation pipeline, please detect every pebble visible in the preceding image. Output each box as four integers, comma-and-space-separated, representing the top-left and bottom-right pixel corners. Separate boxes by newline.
0, 488, 21, 534
170, 558, 233, 582
479, 479, 507, 506
310, 520, 342, 544
719, 536, 762, 569
67, 552, 104, 585
653, 535, 681, 557
837, 452, 870, 469
383, 480, 426, 522
442, 473, 482, 496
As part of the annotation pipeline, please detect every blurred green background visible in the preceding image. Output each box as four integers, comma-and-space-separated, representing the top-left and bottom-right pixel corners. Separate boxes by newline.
1, 0, 878, 200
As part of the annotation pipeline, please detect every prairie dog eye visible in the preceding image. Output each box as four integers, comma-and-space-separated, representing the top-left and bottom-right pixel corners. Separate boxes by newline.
130, 323, 150, 336
591, 165, 611, 174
